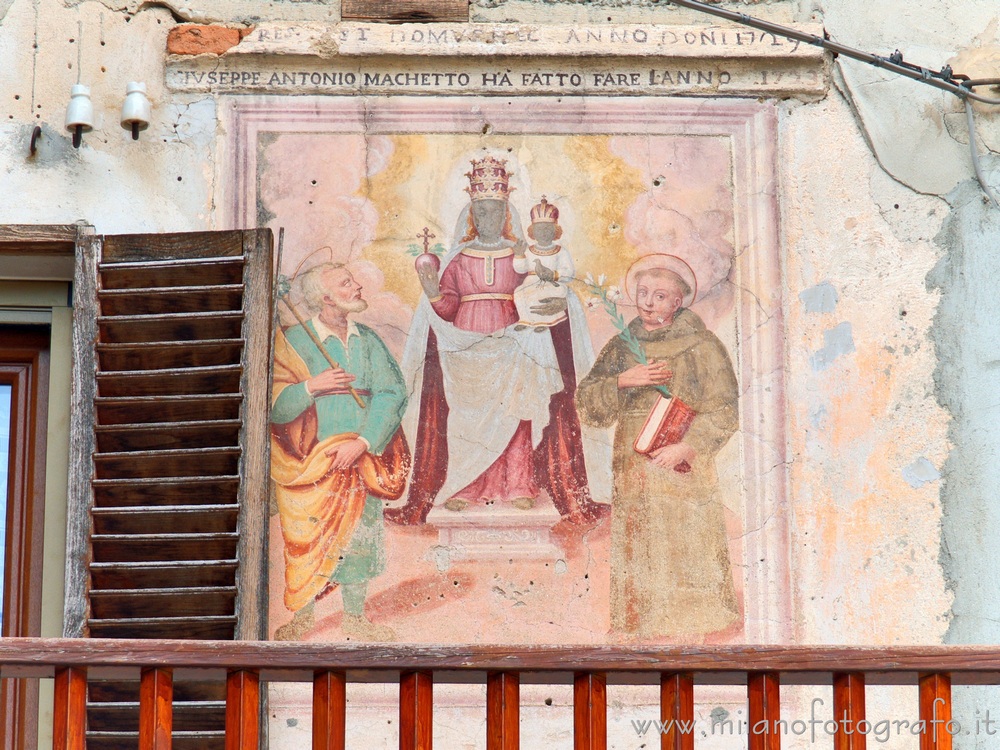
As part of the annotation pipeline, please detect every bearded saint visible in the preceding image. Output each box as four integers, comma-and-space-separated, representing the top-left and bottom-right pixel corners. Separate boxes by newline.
386, 156, 608, 524
270, 263, 410, 641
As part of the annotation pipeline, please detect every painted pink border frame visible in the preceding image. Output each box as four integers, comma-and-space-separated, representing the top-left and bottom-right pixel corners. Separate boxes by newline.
222, 96, 792, 644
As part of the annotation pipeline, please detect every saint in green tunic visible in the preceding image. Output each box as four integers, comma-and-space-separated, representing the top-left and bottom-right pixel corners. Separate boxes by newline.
271, 320, 407, 611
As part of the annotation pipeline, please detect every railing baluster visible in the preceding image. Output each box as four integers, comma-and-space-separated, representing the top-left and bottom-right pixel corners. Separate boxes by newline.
52, 666, 87, 750
748, 672, 780, 750
139, 667, 173, 750
400, 670, 433, 750
225, 668, 260, 750
833, 673, 866, 750
487, 671, 519, 750
313, 670, 347, 750
574, 671, 607, 750
919, 673, 953, 750
660, 672, 694, 750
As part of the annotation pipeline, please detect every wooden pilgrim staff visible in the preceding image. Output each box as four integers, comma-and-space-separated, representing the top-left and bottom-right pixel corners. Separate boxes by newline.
276, 228, 366, 409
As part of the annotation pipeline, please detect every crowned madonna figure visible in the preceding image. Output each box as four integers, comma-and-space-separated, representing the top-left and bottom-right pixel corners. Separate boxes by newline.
387, 157, 608, 525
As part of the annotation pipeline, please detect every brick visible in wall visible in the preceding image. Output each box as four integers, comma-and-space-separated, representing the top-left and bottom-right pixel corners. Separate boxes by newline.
167, 25, 253, 56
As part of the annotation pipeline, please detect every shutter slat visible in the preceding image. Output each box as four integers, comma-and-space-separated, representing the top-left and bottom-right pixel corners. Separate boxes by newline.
95, 394, 243, 424
97, 340, 245, 371
98, 284, 244, 316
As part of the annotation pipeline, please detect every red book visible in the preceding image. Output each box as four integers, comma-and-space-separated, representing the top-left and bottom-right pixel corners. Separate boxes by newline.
632, 394, 697, 473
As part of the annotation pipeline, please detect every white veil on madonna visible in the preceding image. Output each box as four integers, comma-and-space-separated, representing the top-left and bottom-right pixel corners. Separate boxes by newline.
399, 201, 609, 506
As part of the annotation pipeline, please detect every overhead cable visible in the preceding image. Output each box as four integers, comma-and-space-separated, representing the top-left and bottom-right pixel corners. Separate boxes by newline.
663, 0, 1000, 105
663, 0, 1000, 207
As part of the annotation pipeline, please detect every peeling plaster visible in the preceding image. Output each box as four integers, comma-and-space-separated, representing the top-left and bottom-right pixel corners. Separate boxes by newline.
902, 457, 941, 488
799, 280, 838, 313
822, 1, 1000, 198
809, 321, 855, 371
930, 174, 1000, 749
931, 175, 1000, 643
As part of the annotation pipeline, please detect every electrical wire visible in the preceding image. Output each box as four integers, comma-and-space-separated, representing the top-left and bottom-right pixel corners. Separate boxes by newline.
965, 97, 1000, 211
662, 0, 1000, 207
663, 0, 1000, 105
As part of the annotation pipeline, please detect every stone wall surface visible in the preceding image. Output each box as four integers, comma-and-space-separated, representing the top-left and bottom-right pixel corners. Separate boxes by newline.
2, 0, 1000, 746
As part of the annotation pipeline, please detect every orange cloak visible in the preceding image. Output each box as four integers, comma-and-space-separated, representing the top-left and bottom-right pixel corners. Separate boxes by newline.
270, 329, 410, 612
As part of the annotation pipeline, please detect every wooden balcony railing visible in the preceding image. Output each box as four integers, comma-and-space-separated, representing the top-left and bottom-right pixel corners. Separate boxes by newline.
3, 638, 1000, 749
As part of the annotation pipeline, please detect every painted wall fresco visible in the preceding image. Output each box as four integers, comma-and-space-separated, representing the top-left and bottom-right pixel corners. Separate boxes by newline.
226, 97, 789, 645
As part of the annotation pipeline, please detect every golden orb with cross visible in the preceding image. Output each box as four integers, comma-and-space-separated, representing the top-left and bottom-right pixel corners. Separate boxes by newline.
413, 227, 441, 274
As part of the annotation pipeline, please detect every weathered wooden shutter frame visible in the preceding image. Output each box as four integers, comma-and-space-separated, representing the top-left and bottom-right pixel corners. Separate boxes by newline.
62, 228, 274, 641
63, 229, 98, 639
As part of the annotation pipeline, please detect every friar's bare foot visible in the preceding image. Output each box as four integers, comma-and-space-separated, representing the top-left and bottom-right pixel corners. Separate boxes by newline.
511, 497, 535, 510
514, 324, 529, 331
444, 497, 469, 512
274, 603, 315, 641
342, 614, 397, 641
533, 326, 546, 333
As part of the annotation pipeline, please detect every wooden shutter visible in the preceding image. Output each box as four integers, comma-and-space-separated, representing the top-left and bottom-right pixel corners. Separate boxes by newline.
64, 229, 272, 640
61, 230, 272, 748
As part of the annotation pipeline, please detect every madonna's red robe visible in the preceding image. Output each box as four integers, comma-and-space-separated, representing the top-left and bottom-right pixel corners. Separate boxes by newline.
385, 250, 608, 525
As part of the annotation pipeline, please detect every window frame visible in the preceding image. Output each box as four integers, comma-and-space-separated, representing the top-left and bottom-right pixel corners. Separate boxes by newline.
0, 326, 52, 749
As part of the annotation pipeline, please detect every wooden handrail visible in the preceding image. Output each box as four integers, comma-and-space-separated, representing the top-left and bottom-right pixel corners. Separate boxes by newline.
6, 638, 1000, 681
16, 639, 991, 750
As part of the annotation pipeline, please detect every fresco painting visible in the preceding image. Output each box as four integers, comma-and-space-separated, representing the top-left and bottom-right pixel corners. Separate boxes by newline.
243, 97, 788, 645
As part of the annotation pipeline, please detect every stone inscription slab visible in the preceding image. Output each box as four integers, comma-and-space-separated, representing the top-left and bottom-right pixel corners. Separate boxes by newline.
169, 59, 822, 96
227, 21, 827, 58
167, 22, 827, 97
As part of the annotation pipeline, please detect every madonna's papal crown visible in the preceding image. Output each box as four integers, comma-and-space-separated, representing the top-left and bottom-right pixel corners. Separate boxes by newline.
465, 157, 514, 201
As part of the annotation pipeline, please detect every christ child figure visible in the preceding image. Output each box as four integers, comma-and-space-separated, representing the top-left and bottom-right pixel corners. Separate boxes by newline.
513, 197, 575, 331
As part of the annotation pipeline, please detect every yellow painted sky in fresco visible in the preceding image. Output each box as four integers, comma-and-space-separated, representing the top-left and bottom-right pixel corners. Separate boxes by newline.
365, 134, 645, 308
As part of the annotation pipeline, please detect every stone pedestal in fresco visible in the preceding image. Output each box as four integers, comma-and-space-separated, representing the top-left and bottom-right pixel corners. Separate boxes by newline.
427, 503, 563, 567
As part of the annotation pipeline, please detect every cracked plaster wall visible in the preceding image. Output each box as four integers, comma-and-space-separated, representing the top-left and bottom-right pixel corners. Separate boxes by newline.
0, 0, 215, 231
1, 0, 998, 665
6, 0, 1000, 746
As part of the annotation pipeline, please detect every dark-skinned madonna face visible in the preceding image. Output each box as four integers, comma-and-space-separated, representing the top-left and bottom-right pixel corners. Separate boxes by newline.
470, 198, 507, 241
